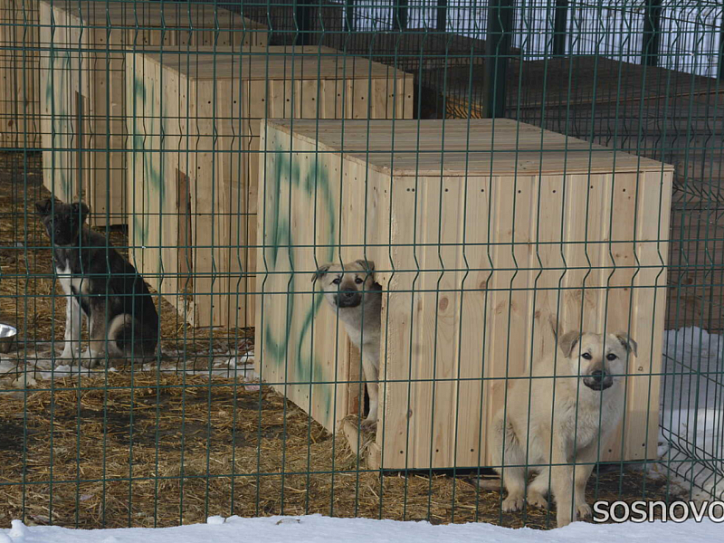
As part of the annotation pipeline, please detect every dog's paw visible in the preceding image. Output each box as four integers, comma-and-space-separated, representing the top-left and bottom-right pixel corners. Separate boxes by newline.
502, 494, 525, 512
80, 350, 101, 369
556, 511, 573, 528
576, 502, 592, 519
360, 418, 377, 432
58, 347, 80, 360
526, 490, 548, 509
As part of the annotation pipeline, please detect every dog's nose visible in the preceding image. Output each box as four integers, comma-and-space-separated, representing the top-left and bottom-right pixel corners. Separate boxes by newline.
340, 290, 356, 300
590, 370, 607, 383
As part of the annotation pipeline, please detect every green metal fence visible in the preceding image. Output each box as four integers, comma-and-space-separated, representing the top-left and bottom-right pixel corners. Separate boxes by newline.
0, 0, 722, 530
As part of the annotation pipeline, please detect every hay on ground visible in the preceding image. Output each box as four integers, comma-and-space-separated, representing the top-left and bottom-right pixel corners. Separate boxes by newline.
0, 152, 676, 530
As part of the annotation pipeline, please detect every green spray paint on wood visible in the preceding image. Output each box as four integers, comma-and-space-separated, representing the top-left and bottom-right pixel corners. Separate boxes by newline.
131, 76, 165, 249
264, 147, 337, 415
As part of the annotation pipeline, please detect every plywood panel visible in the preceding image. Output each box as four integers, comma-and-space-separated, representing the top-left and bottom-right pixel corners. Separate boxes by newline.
256, 127, 353, 431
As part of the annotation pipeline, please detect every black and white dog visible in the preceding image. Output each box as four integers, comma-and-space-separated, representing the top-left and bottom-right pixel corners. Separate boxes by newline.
36, 198, 159, 366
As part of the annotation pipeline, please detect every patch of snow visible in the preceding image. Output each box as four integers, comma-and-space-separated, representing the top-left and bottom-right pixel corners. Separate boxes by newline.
657, 327, 724, 501
2, 515, 723, 543
8, 520, 28, 540
6, 349, 257, 384
0, 359, 16, 375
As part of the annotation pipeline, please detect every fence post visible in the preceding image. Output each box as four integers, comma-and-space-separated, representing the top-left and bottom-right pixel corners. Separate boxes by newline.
719, 17, 724, 80
295, 0, 312, 45
483, 0, 513, 118
393, 0, 408, 31
436, 0, 447, 32
345, 0, 355, 32
553, 0, 568, 56
642, 0, 662, 67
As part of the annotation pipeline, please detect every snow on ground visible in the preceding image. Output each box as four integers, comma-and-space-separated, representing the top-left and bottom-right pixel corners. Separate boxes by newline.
0, 344, 259, 391
656, 327, 724, 501
1, 515, 722, 543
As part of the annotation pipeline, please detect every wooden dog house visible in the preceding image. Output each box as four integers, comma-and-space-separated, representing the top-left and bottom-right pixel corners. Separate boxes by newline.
127, 47, 414, 330
39, 0, 267, 225
256, 118, 674, 470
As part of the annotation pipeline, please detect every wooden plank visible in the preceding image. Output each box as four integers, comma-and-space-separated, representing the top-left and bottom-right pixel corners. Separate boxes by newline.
267, 119, 674, 177
0, 0, 41, 148
622, 170, 672, 461
323, 30, 494, 73
422, 56, 722, 119
39, 0, 85, 206
255, 124, 352, 431
342, 418, 380, 468
367, 442, 382, 470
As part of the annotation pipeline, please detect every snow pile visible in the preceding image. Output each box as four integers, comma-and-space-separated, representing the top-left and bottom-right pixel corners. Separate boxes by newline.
1, 515, 722, 543
657, 327, 724, 501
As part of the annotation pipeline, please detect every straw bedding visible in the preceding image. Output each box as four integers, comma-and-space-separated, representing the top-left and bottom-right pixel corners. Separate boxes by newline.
0, 151, 674, 530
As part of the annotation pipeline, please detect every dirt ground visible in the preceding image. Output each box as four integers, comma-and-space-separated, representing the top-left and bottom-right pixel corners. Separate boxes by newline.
0, 151, 678, 530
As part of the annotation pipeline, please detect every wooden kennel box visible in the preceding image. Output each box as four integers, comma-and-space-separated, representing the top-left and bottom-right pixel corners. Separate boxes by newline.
38, 0, 267, 226
0, 0, 41, 148
127, 47, 414, 330
256, 118, 674, 470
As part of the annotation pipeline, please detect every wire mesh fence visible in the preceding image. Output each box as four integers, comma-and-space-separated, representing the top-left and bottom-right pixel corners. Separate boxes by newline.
0, 0, 722, 531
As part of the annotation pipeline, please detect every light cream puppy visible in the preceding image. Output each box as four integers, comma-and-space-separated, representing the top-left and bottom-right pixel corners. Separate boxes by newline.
491, 322, 637, 527
313, 259, 382, 430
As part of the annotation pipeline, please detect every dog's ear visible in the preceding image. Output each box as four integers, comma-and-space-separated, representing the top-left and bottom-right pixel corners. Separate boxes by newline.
34, 198, 54, 217
558, 331, 581, 358
615, 333, 638, 356
312, 263, 333, 284
355, 259, 375, 274
71, 202, 90, 222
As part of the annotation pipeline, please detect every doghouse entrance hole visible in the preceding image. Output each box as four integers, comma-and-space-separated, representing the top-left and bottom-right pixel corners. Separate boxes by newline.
177, 169, 193, 293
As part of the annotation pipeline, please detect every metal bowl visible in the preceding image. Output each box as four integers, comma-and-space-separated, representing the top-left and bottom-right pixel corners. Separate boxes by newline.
0, 323, 18, 354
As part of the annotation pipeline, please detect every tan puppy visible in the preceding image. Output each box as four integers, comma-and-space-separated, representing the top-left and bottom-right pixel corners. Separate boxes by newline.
313, 259, 382, 430
491, 322, 637, 527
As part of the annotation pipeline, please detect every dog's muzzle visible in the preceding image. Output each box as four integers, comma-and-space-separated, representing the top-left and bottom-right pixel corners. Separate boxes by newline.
334, 290, 361, 308
583, 370, 614, 391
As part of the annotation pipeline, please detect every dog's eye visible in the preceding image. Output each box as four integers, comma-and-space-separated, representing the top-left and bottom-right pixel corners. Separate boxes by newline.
582, 353, 592, 360
332, 277, 341, 285
355, 277, 364, 284
606, 353, 617, 361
